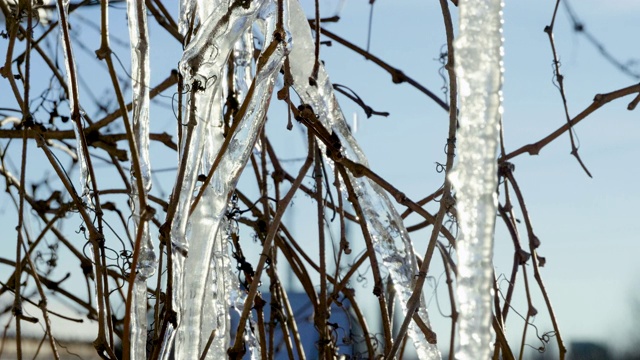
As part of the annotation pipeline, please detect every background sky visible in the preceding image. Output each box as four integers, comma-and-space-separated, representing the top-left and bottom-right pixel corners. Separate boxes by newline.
1, 0, 639, 357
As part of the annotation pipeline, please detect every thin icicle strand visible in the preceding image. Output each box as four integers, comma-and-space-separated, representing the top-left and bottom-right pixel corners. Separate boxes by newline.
126, 0, 156, 358
450, 0, 504, 359
54, 0, 90, 201
126, 0, 155, 279
187, 65, 228, 360
285, 1, 440, 358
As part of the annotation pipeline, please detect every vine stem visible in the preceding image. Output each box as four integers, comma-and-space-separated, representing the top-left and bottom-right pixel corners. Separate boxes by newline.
505, 169, 567, 359
228, 133, 315, 357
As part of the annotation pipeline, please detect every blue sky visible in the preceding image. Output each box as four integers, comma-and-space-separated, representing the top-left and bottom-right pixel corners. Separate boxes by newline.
1, 0, 639, 357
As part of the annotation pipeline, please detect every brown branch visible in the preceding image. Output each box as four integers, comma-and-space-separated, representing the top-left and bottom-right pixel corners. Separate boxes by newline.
501, 83, 640, 162
505, 168, 567, 360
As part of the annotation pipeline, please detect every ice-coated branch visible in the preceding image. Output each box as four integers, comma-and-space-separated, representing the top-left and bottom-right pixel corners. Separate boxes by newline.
159, 1, 264, 357
450, 0, 503, 358
285, 0, 440, 358
125, 0, 156, 358
54, 0, 90, 201
162, 1, 291, 358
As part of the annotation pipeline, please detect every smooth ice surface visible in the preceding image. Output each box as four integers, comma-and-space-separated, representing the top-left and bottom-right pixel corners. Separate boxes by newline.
286, 1, 440, 358
450, 0, 504, 359
130, 282, 148, 360
126, 0, 156, 358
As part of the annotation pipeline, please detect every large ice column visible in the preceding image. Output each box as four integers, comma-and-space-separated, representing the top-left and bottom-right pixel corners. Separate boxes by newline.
163, 1, 263, 357
450, 0, 504, 359
285, 1, 439, 358
176, 36, 286, 360
126, 0, 156, 358
169, 0, 288, 358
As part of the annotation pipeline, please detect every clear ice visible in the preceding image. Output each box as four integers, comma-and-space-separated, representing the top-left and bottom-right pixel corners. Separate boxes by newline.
126, 0, 156, 358
162, 0, 288, 358
450, 0, 504, 359
285, 0, 440, 358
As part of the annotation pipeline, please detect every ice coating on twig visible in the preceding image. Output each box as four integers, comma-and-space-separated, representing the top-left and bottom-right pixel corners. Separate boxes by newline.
126, 0, 156, 357
285, 0, 440, 358
184, 28, 287, 359
196, 217, 233, 359
178, 0, 197, 36
127, 0, 155, 277
450, 0, 503, 359
168, 0, 288, 358
54, 0, 90, 202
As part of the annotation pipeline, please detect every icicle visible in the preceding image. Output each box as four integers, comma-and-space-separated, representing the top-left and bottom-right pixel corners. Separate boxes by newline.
126, 0, 155, 280
54, 0, 90, 202
129, 281, 149, 360
126, 0, 156, 358
190, 66, 229, 360
163, 2, 263, 356
174, 61, 227, 359
450, 0, 503, 359
285, 0, 440, 358
169, 0, 289, 358
176, 23, 287, 360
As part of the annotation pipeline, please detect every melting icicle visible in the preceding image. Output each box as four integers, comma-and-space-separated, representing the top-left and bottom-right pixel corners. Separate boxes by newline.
285, 0, 440, 358
189, 64, 229, 360
450, 0, 504, 359
54, 0, 90, 202
174, 50, 228, 359
168, 0, 288, 358
177, 27, 287, 360
126, 0, 156, 358
162, 1, 263, 357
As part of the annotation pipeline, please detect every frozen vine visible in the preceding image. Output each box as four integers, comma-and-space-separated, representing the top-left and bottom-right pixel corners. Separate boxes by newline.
125, 0, 156, 358
286, 0, 440, 358
54, 0, 91, 201
0, 0, 590, 358
158, 0, 289, 358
